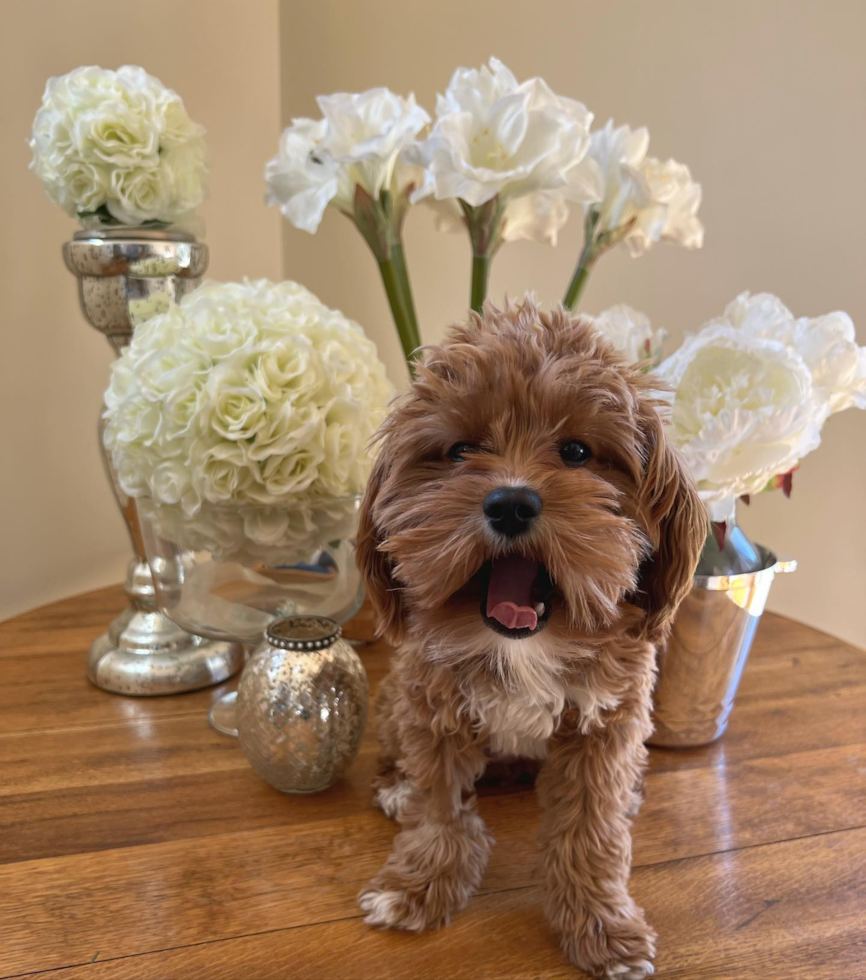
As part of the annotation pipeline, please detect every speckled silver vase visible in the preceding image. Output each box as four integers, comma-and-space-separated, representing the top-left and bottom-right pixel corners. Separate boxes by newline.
63, 228, 244, 696
236, 617, 368, 793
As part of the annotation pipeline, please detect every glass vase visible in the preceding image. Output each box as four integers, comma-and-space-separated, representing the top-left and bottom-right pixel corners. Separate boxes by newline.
137, 495, 364, 735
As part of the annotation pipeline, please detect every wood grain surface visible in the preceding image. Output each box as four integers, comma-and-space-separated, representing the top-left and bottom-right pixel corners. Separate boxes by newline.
1, 588, 863, 979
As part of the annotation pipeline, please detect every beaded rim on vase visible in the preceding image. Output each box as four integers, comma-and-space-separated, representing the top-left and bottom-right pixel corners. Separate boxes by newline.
265, 615, 342, 651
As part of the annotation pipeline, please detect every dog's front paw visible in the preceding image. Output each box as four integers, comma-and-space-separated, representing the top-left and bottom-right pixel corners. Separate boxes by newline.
358, 876, 466, 931
562, 914, 657, 980
359, 810, 492, 931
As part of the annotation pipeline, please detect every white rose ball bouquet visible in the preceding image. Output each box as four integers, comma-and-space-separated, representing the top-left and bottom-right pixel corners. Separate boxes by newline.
103, 279, 393, 564
30, 65, 208, 227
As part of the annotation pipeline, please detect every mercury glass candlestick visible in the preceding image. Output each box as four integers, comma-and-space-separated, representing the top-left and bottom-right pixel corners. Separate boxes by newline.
63, 228, 244, 695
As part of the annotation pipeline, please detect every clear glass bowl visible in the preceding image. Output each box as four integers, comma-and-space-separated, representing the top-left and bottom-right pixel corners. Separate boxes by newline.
136, 495, 364, 736
137, 495, 363, 644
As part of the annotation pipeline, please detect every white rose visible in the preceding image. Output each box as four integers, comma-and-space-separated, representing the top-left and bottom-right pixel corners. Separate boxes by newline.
260, 445, 326, 498
591, 305, 666, 368
242, 507, 290, 546
150, 460, 192, 507
56, 160, 110, 215
252, 335, 323, 402
106, 166, 170, 225
197, 442, 257, 505
72, 101, 159, 168
659, 324, 823, 517
410, 58, 595, 209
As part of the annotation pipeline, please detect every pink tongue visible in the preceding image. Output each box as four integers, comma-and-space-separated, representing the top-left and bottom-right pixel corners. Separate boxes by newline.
486, 555, 539, 631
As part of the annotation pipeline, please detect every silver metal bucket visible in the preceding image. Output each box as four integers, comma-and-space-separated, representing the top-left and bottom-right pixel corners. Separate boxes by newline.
648, 545, 797, 747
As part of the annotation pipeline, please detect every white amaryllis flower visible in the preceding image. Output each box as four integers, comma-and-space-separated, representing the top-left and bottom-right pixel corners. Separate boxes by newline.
424, 189, 570, 246
410, 58, 596, 211
581, 120, 703, 257
591, 305, 666, 368
717, 292, 866, 413
265, 88, 430, 234
103, 279, 393, 519
29, 65, 208, 226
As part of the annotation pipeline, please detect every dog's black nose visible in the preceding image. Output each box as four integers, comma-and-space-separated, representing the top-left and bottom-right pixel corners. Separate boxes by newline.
483, 486, 542, 538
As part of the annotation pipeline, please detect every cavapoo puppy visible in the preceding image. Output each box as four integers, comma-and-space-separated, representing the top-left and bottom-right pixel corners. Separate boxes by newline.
356, 299, 704, 979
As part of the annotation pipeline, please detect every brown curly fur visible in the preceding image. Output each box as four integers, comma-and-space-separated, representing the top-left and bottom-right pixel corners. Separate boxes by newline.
356, 299, 705, 979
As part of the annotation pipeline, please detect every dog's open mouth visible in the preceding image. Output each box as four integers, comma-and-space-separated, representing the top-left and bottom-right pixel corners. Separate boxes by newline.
479, 556, 554, 639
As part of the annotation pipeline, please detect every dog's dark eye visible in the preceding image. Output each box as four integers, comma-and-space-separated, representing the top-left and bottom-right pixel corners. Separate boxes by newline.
560, 440, 592, 467
448, 442, 481, 462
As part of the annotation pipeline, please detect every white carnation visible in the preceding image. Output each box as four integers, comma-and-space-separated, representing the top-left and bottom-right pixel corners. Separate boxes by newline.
30, 64, 208, 226
591, 305, 666, 368
103, 279, 394, 524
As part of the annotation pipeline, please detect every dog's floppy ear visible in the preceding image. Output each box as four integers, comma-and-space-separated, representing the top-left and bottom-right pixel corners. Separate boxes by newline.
356, 441, 405, 645
633, 398, 706, 643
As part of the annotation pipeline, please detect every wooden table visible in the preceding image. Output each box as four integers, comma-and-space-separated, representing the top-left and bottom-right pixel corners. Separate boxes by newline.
1, 588, 864, 980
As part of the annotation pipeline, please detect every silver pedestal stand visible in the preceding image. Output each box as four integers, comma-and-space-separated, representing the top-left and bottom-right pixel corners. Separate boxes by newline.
63, 228, 245, 696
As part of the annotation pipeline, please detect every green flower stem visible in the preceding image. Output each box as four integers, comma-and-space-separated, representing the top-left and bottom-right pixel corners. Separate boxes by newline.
390, 241, 421, 351
377, 255, 421, 367
470, 253, 490, 313
563, 245, 596, 311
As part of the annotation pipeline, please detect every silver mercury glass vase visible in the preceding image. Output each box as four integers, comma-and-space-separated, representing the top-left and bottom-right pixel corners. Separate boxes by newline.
236, 616, 369, 793
62, 228, 244, 695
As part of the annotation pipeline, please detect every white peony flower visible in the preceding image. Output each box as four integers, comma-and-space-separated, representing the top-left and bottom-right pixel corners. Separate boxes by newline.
265, 88, 430, 234
659, 325, 821, 518
591, 305, 666, 368
718, 292, 866, 414
659, 293, 863, 518
103, 279, 394, 524
30, 64, 208, 226
581, 120, 703, 257
410, 58, 596, 211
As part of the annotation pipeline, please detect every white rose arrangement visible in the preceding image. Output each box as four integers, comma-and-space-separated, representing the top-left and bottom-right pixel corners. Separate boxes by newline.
103, 279, 393, 562
266, 56, 702, 370
30, 65, 208, 227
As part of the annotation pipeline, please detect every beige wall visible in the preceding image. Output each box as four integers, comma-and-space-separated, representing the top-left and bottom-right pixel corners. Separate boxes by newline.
0, 0, 283, 621
280, 0, 866, 647
2, 1, 863, 651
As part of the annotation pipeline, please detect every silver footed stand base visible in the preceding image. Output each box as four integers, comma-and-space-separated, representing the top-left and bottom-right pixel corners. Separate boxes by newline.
87, 560, 245, 696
